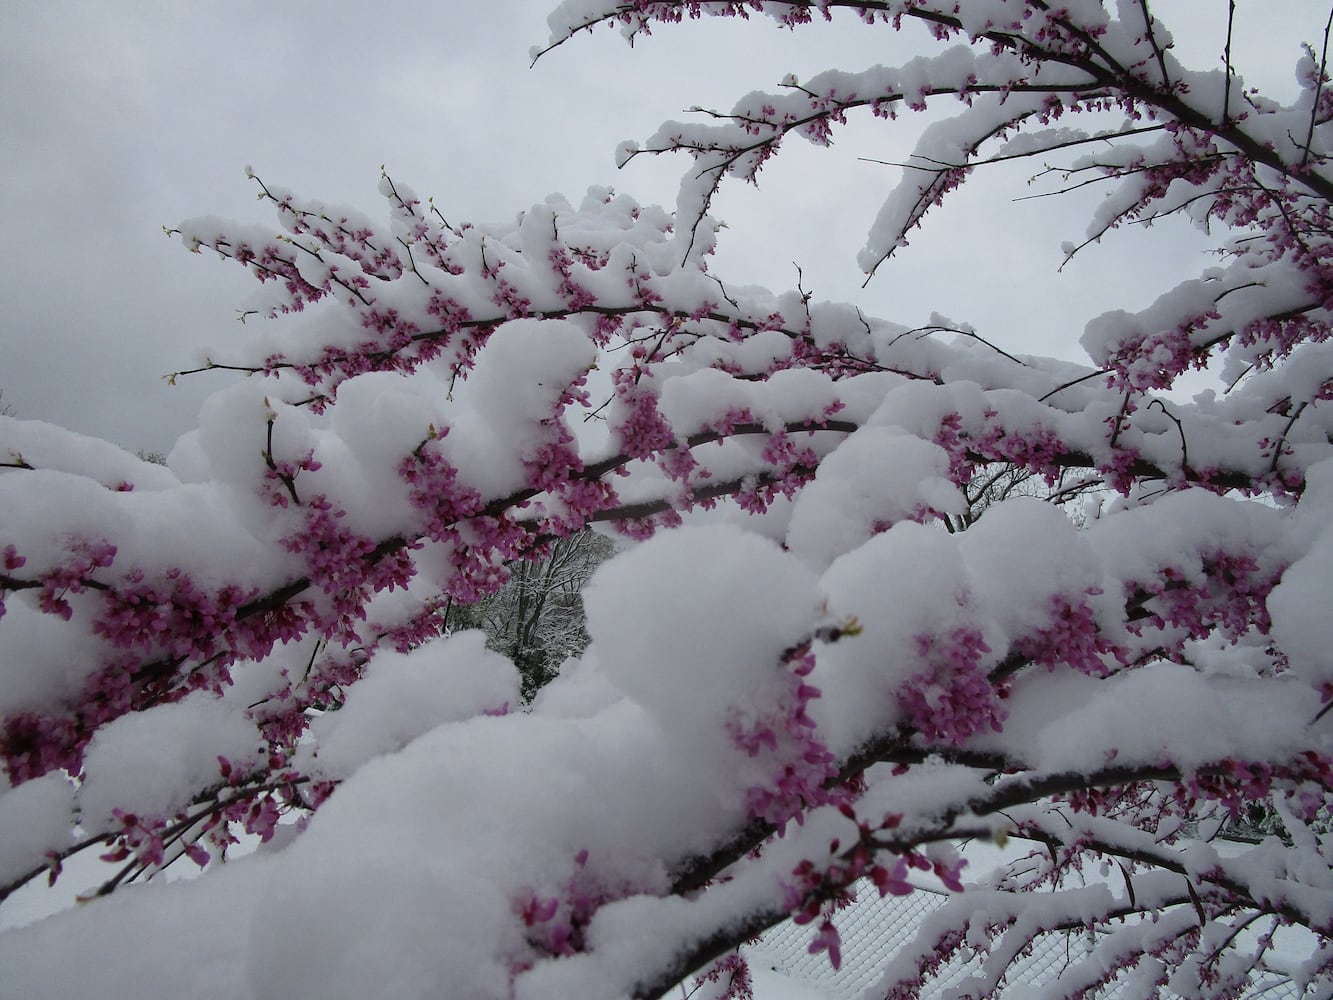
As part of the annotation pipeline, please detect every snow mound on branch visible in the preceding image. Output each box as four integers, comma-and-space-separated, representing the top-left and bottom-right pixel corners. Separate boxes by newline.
248, 701, 727, 1000
0, 774, 75, 887
814, 521, 993, 754
787, 427, 963, 570
1268, 457, 1333, 694
302, 630, 519, 780
465, 319, 595, 431
446, 318, 596, 498
0, 417, 178, 492
79, 696, 264, 829
0, 600, 107, 720
584, 525, 822, 734
960, 499, 1106, 634
1032, 665, 1318, 774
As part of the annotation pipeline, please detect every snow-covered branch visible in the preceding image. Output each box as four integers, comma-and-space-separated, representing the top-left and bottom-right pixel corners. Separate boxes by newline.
2, 3, 1332, 998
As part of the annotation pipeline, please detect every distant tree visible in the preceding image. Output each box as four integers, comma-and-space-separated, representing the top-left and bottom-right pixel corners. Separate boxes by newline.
947, 461, 1106, 533
458, 530, 616, 700
0, 389, 14, 418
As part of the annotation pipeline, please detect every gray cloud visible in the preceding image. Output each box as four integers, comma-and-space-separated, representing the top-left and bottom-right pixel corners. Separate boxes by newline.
0, 1, 1325, 453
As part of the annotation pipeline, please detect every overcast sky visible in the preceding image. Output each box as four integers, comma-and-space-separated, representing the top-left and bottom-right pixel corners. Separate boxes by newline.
2, 2, 1327, 454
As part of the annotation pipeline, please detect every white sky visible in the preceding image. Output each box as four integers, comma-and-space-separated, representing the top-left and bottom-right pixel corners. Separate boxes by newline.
1, 1, 1328, 454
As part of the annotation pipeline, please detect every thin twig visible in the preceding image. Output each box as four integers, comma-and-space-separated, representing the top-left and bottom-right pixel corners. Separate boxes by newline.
1222, 1, 1237, 124
1302, 7, 1333, 168
1137, 0, 1171, 89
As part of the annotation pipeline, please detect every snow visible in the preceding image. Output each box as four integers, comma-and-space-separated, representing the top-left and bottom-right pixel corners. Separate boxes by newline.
3, 2, 1332, 998
1267, 469, 1333, 693
78, 695, 264, 829
300, 630, 519, 780
0, 774, 74, 889
787, 428, 963, 570
586, 527, 820, 712
750, 960, 839, 1000
814, 522, 981, 753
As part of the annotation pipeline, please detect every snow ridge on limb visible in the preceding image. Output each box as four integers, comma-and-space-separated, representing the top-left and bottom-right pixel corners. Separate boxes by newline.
3, 2, 1333, 999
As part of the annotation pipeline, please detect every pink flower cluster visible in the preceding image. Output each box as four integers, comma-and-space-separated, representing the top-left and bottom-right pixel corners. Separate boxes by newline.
1061, 781, 1180, 838
879, 929, 970, 1000
278, 495, 384, 642
3, 539, 292, 782
1238, 314, 1333, 370
85, 757, 300, 887
521, 372, 591, 498
609, 508, 684, 542
933, 412, 971, 484
974, 415, 1067, 487
0, 543, 25, 621
100, 809, 169, 868
1104, 314, 1219, 393
1100, 445, 1143, 495
547, 244, 598, 311
760, 429, 818, 483
284, 209, 403, 282
691, 952, 753, 1000
398, 437, 484, 541
611, 367, 676, 460
1136, 550, 1276, 649
441, 516, 525, 603
781, 805, 966, 973
729, 645, 841, 829
933, 410, 1069, 488
370, 600, 451, 655
511, 849, 633, 967
397, 440, 537, 600
1017, 592, 1122, 677
95, 570, 256, 663
231, 239, 328, 315
1, 711, 81, 783
540, 477, 619, 537
1183, 752, 1333, 823
897, 626, 1004, 745
36, 539, 116, 621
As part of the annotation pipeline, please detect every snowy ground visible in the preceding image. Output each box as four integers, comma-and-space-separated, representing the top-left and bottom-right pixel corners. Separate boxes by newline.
747, 954, 836, 1000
